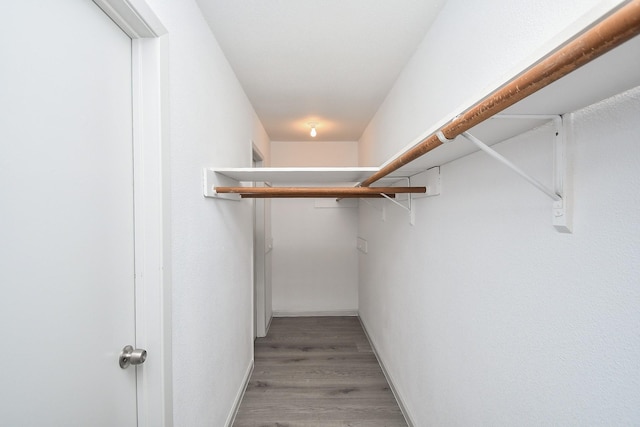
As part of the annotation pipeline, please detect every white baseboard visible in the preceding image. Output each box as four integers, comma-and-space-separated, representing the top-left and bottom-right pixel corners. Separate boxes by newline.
225, 358, 254, 427
358, 315, 416, 427
273, 309, 358, 317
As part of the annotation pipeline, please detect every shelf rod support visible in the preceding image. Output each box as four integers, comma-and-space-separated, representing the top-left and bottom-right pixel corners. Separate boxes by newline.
380, 192, 411, 212
378, 177, 416, 225
461, 131, 561, 202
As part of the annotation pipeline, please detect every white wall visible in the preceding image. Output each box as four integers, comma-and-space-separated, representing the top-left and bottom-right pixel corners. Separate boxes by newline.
271, 140, 358, 167
358, 0, 640, 424
145, 1, 269, 425
270, 141, 359, 315
272, 196, 359, 315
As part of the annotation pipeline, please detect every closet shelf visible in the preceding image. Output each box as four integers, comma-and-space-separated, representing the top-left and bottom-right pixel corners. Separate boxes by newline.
204, 0, 640, 232
211, 167, 388, 184
210, 2, 640, 187
367, 1, 640, 182
203, 167, 421, 200
387, 26, 640, 178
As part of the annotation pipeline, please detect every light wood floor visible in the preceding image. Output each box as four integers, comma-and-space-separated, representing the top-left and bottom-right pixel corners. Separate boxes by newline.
233, 316, 407, 427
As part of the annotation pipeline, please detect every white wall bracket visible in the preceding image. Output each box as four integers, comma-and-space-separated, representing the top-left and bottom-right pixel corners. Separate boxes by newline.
550, 116, 572, 233
202, 168, 242, 201
366, 167, 441, 226
380, 192, 411, 211
410, 167, 441, 198
462, 114, 572, 233
378, 177, 416, 225
462, 131, 561, 202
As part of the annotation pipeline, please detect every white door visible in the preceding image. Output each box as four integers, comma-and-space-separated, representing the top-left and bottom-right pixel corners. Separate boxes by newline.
0, 1, 138, 425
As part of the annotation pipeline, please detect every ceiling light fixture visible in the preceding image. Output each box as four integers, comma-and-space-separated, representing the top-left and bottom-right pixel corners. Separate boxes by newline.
308, 122, 318, 138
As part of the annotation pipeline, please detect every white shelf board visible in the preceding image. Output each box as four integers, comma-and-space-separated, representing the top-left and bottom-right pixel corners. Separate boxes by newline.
212, 167, 384, 183
212, 25, 640, 185
389, 29, 640, 177
504, 31, 640, 116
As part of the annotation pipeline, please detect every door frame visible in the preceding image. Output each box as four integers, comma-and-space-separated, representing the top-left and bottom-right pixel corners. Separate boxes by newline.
252, 144, 267, 338
93, 1, 172, 425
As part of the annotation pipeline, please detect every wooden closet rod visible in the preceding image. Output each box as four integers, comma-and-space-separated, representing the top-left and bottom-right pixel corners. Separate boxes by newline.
359, 0, 640, 187
214, 186, 426, 198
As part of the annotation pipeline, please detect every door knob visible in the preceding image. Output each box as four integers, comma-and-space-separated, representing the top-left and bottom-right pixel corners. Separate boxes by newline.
119, 345, 147, 369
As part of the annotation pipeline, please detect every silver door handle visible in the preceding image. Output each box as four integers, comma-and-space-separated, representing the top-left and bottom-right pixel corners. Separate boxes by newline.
119, 345, 147, 369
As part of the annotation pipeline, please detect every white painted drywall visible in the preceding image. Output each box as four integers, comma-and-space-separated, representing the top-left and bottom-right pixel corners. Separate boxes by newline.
358, 0, 640, 420
144, 1, 269, 425
271, 140, 358, 167
270, 141, 359, 315
271, 195, 359, 315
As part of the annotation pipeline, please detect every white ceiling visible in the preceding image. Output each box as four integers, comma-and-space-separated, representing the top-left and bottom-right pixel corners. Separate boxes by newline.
195, 0, 445, 141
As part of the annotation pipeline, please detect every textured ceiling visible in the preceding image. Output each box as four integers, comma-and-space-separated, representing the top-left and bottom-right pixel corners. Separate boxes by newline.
196, 0, 445, 141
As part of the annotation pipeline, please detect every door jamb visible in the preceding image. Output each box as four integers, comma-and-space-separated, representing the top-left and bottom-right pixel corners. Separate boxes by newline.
252, 144, 267, 338
93, 1, 172, 426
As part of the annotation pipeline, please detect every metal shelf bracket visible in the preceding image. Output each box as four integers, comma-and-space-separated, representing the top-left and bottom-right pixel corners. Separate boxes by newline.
365, 168, 441, 226
462, 114, 572, 233
378, 177, 415, 225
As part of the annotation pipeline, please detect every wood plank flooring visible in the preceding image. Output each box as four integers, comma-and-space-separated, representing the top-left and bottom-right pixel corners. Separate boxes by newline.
233, 316, 407, 427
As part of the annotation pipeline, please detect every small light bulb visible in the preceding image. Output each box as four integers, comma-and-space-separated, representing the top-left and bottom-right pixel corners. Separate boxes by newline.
310, 126, 317, 137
